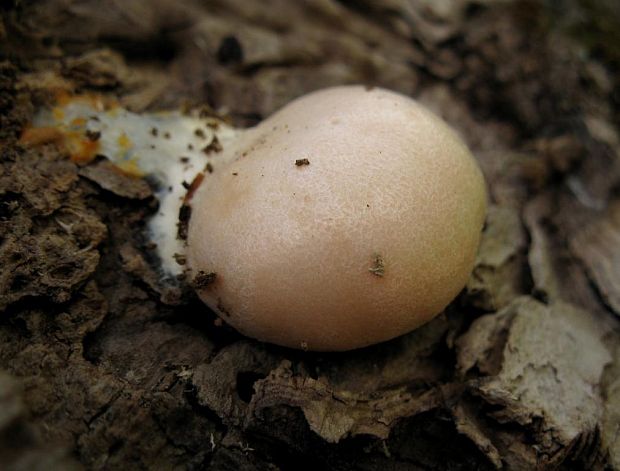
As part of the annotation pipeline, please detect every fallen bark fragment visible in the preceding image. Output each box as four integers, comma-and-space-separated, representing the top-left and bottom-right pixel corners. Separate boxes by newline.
570, 200, 620, 316
452, 400, 503, 469
456, 296, 612, 467
523, 190, 605, 314
248, 359, 460, 443
466, 205, 527, 311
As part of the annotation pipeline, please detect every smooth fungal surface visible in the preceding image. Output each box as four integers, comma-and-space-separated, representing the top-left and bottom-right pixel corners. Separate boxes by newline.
187, 86, 487, 351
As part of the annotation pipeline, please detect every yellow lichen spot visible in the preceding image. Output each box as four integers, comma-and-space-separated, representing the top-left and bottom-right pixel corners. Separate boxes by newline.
19, 127, 99, 164
114, 159, 144, 178
19, 127, 64, 146
117, 132, 132, 151
64, 131, 100, 164
52, 107, 65, 122
70, 117, 87, 128
54, 90, 73, 106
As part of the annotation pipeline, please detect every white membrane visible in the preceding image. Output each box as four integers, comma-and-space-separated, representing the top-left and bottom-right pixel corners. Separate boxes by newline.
34, 101, 238, 277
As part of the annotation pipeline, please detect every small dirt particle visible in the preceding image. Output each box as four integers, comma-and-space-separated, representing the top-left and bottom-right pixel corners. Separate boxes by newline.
202, 135, 222, 154
85, 129, 101, 141
193, 271, 217, 288
295, 158, 310, 166
177, 204, 191, 240
369, 254, 385, 277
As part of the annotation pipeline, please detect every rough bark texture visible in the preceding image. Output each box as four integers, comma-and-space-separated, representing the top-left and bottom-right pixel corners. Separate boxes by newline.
1, 0, 620, 469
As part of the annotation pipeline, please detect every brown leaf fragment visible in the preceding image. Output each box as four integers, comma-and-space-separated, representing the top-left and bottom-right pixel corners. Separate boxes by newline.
249, 360, 461, 443
79, 159, 153, 200
456, 296, 612, 465
569, 200, 620, 316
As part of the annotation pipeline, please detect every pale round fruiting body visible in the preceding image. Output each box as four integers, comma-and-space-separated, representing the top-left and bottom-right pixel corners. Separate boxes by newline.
187, 86, 486, 351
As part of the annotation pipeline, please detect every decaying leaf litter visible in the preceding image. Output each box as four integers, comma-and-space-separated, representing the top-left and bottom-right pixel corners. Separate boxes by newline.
1, 0, 620, 469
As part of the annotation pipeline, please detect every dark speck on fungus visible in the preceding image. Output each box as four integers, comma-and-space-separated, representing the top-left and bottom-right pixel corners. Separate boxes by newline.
368, 254, 385, 277
177, 204, 191, 240
202, 135, 222, 154
193, 270, 217, 289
